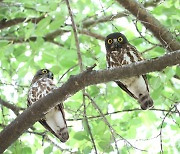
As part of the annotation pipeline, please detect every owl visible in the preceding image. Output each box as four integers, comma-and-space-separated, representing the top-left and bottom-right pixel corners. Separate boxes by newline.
27, 69, 69, 142
105, 32, 153, 110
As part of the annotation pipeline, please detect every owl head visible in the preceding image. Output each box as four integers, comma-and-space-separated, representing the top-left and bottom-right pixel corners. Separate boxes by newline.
105, 32, 128, 51
31, 69, 54, 84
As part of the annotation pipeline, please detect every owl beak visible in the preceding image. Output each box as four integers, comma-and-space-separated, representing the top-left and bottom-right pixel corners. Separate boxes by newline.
48, 72, 53, 79
111, 42, 120, 50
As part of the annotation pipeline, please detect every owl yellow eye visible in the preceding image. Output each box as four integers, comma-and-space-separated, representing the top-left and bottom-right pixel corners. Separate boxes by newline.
42, 69, 47, 74
107, 39, 113, 44
118, 37, 123, 42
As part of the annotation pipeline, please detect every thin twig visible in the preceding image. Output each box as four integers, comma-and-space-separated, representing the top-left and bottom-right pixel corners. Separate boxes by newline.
116, 133, 147, 152
65, 0, 83, 71
58, 64, 78, 84
65, 0, 97, 152
133, 19, 162, 47
85, 93, 119, 153
0, 98, 24, 115
141, 45, 157, 54
79, 29, 105, 41
0, 123, 6, 128
0, 81, 29, 89
159, 103, 177, 153
82, 11, 128, 28
84, 93, 147, 152
66, 108, 179, 121
82, 94, 98, 153
26, 130, 74, 153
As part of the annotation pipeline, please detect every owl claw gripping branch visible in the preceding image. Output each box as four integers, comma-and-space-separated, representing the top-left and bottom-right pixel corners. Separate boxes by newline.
27, 69, 69, 142
105, 32, 154, 110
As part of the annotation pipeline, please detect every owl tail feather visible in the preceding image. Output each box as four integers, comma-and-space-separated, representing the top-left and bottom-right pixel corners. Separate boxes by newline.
58, 127, 69, 143
138, 94, 153, 110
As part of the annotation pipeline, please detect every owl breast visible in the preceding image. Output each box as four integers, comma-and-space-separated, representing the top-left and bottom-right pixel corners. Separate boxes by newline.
28, 78, 56, 105
108, 45, 141, 68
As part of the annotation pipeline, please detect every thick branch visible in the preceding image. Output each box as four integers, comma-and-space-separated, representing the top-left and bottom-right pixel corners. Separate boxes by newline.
0, 16, 45, 29
0, 50, 179, 153
116, 0, 180, 52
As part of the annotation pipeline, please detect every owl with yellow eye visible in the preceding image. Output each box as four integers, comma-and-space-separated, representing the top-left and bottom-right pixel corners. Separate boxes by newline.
27, 69, 69, 142
105, 32, 153, 110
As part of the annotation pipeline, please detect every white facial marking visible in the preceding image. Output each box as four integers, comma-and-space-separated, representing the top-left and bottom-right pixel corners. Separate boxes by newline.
113, 39, 117, 42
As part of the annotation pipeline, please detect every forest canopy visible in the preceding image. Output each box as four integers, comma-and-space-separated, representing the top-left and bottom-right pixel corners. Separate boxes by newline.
0, 0, 180, 153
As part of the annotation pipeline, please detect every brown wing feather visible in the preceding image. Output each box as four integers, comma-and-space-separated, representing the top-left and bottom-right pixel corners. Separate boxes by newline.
115, 81, 137, 99
142, 75, 149, 92
39, 104, 66, 139
115, 74, 149, 99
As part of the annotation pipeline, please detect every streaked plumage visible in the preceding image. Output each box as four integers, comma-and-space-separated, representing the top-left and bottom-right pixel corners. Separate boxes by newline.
105, 32, 153, 110
27, 69, 69, 142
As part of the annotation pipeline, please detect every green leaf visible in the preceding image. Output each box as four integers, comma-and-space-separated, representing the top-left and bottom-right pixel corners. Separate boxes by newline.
175, 67, 180, 77
82, 146, 92, 153
73, 131, 89, 141
0, 40, 9, 47
98, 141, 113, 152
35, 16, 52, 36
44, 146, 53, 154
51, 65, 61, 74
22, 147, 32, 154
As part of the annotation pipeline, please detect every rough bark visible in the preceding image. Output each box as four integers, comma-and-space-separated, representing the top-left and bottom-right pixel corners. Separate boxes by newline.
0, 50, 179, 153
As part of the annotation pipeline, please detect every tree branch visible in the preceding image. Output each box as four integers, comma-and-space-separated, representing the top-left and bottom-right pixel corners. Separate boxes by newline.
85, 93, 119, 153
0, 29, 66, 46
79, 29, 105, 41
82, 94, 98, 153
0, 16, 45, 30
66, 108, 179, 121
116, 0, 180, 52
0, 98, 23, 116
159, 103, 177, 153
65, 0, 83, 71
0, 50, 179, 153
65, 0, 97, 152
0, 0, 159, 30
1, 28, 105, 45
82, 11, 128, 28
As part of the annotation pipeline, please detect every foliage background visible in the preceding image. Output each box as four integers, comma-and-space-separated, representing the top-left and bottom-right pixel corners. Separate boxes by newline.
0, 0, 179, 153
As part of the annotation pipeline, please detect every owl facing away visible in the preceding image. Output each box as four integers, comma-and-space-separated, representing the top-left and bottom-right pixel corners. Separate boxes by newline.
27, 69, 69, 142
105, 32, 153, 110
